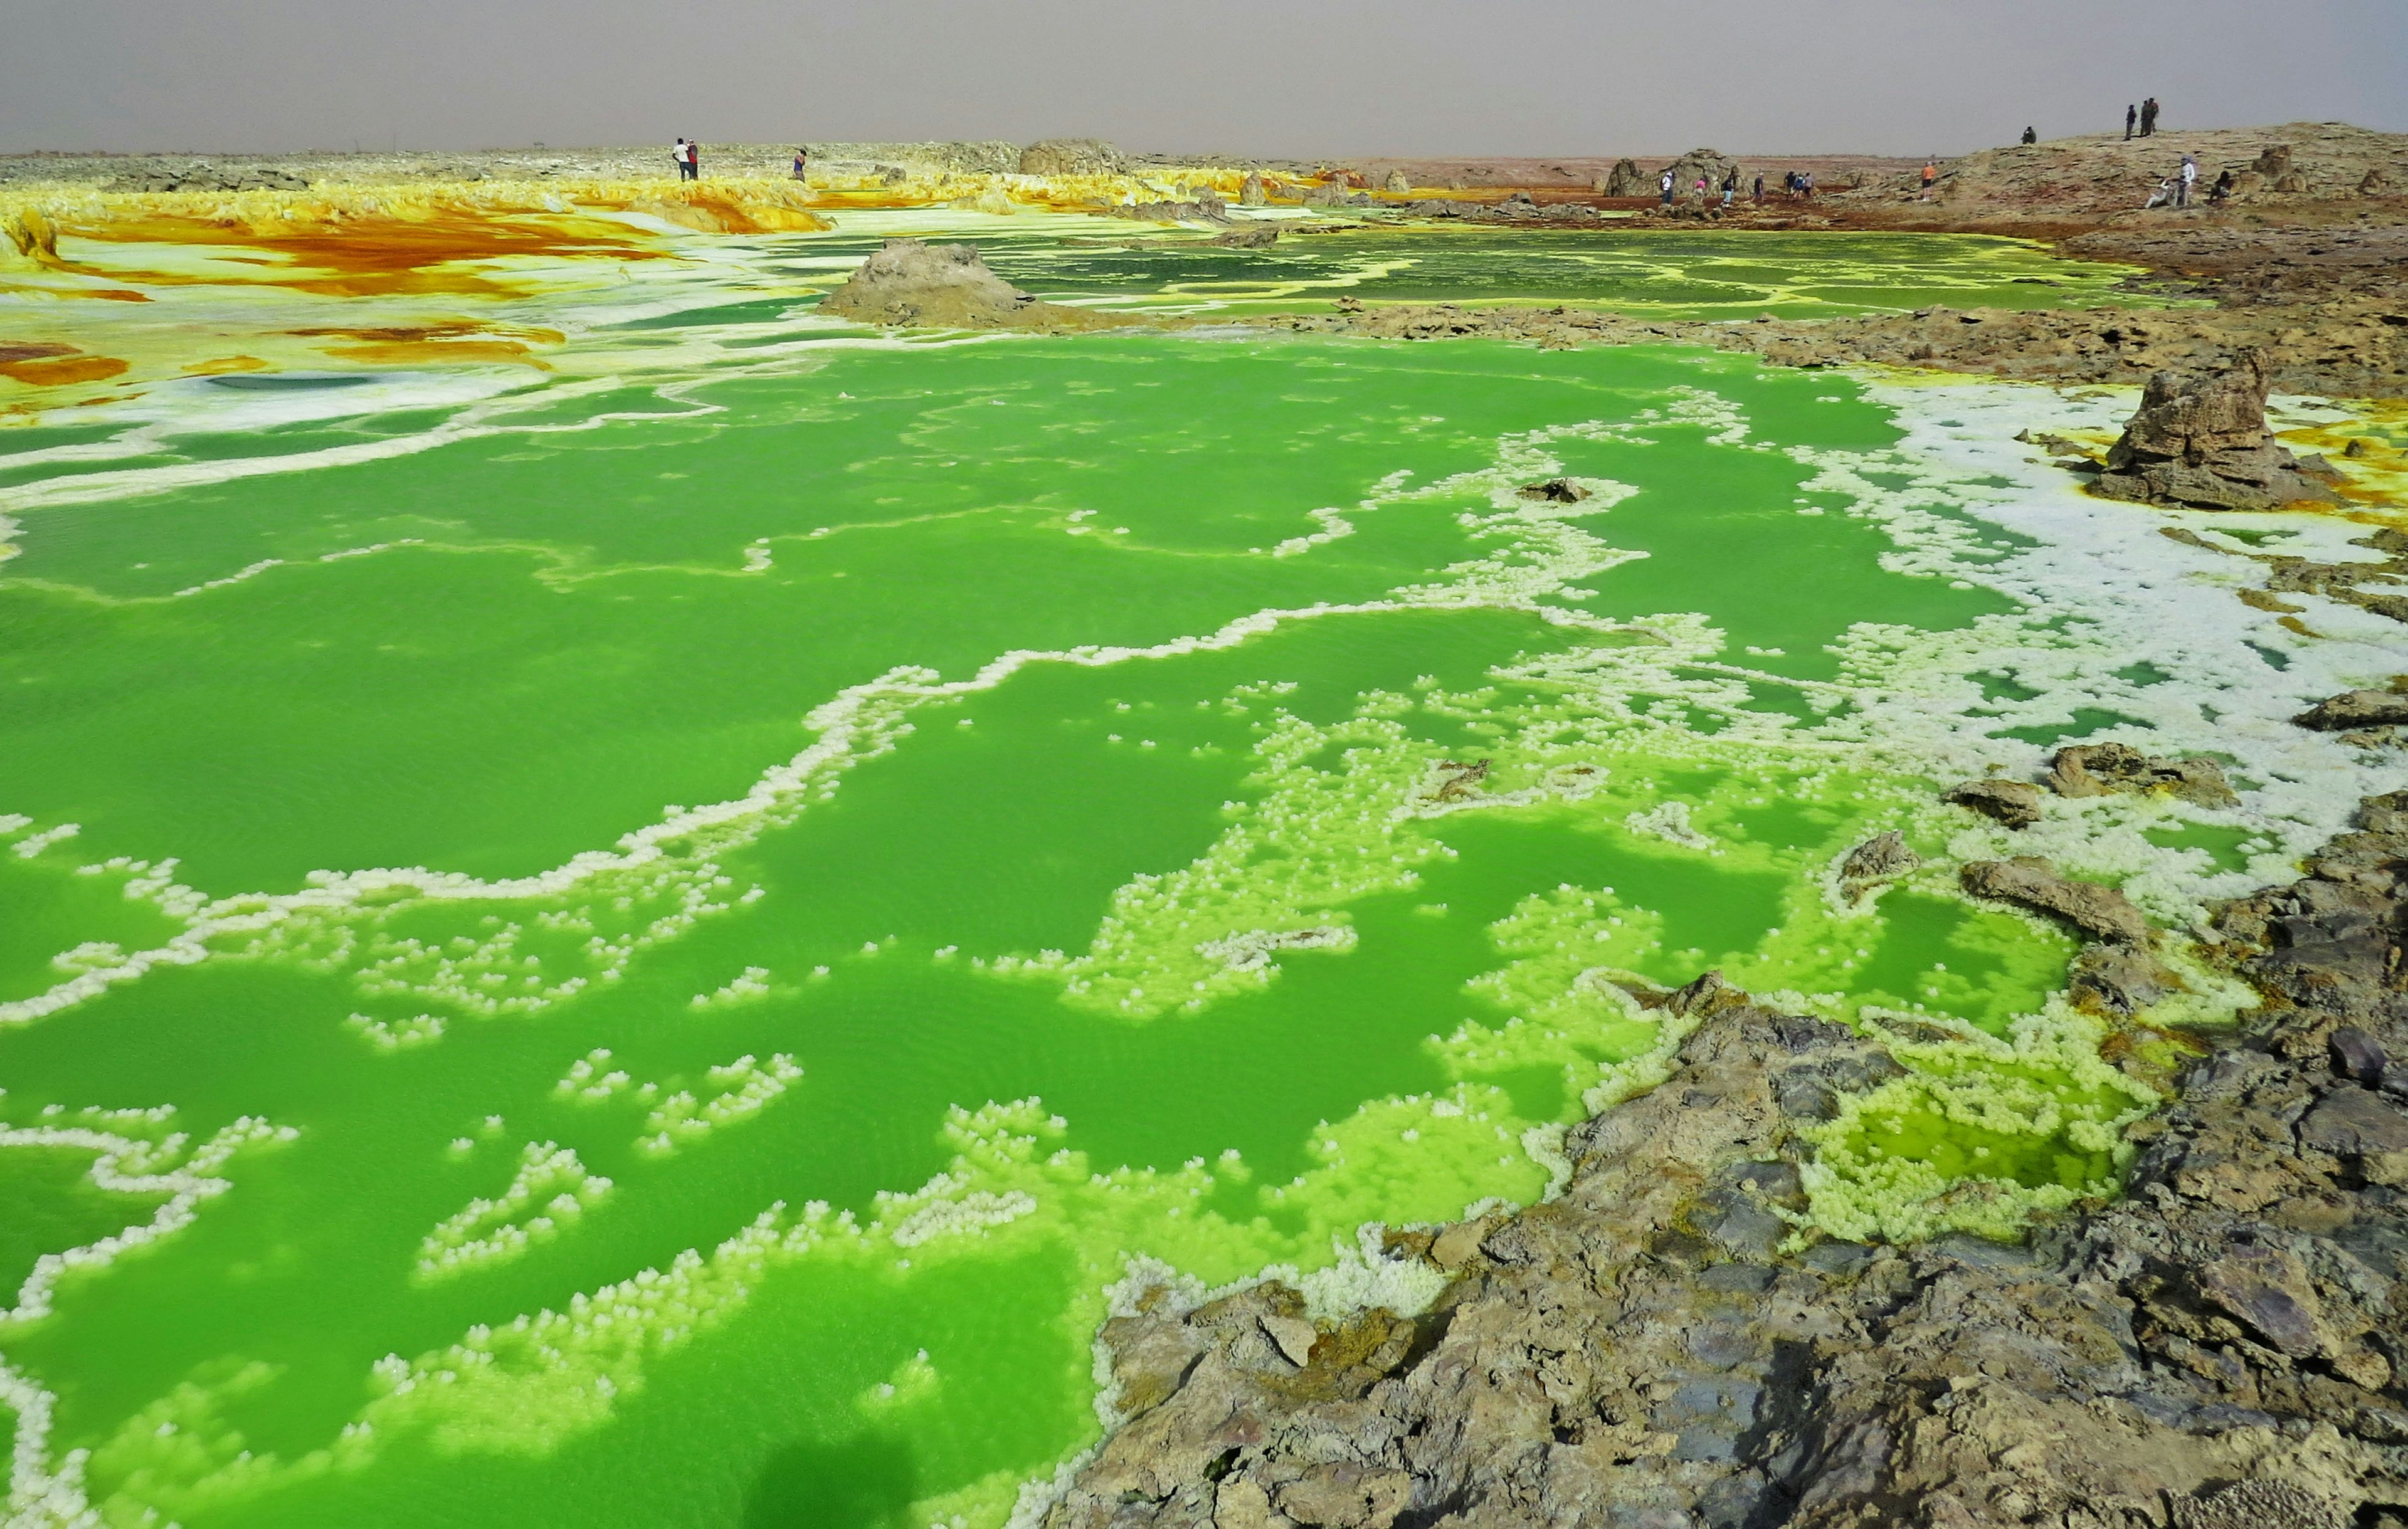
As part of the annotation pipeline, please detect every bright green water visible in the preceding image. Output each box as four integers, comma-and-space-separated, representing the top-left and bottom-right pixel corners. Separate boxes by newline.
0, 232, 2236, 1529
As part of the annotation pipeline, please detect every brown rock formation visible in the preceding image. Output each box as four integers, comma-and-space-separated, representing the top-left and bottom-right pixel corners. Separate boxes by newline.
2091, 350, 2344, 511
1943, 778, 2044, 829
1959, 856, 2152, 943
2046, 742, 2241, 807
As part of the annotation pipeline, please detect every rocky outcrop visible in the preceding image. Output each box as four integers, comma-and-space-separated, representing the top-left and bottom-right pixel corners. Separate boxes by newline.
1602, 157, 1649, 197
1383, 171, 1412, 194
102, 160, 309, 192
1944, 777, 2044, 829
2296, 685, 2408, 732
1239, 172, 1267, 207
1021, 139, 1126, 177
1038, 797, 2408, 1529
2046, 742, 2241, 807
1664, 148, 1740, 196
1837, 829, 1920, 888
818, 238, 1133, 330
1960, 856, 2152, 943
2091, 350, 2344, 511
802, 140, 1023, 176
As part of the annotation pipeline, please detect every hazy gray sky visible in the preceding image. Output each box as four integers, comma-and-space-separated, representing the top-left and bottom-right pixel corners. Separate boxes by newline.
7, 0, 2404, 159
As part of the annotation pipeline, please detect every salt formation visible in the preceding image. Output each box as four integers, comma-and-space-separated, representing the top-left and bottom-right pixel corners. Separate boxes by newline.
2091, 348, 2344, 509
416, 1142, 611, 1279
634, 1053, 801, 1156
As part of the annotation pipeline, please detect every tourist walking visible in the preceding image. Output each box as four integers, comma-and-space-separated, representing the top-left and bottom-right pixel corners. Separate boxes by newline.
2140, 97, 2159, 137
1721, 169, 1738, 208
2125, 104, 2137, 140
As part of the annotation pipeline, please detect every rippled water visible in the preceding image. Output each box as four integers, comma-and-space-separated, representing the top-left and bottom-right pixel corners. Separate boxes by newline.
0, 216, 2394, 1529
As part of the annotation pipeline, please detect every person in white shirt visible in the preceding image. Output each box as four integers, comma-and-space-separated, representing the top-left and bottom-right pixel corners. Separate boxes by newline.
672, 138, 690, 181
2177, 154, 2197, 208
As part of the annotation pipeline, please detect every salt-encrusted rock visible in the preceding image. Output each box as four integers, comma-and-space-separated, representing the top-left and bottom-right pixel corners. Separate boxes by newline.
1960, 856, 2151, 943
1381, 170, 1410, 194
1238, 171, 1267, 206
1838, 829, 1919, 885
1018, 138, 1124, 177
2045, 741, 2241, 807
2091, 349, 2344, 510
2294, 685, 2408, 730
1516, 477, 1590, 504
1944, 777, 2044, 828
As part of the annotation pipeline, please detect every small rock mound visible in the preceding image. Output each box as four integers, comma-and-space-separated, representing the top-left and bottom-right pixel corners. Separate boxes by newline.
818, 239, 1129, 330
1944, 777, 2044, 828
1839, 829, 1920, 886
2091, 349, 2343, 510
1515, 477, 1590, 504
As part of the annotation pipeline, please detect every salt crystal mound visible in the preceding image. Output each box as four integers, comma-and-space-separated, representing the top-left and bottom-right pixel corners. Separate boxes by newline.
4, 345, 2405, 1526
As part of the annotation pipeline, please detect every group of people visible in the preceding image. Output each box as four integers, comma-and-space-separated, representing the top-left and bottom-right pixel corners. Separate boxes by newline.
670, 137, 702, 180
1655, 166, 1811, 208
2125, 98, 2163, 139
2143, 152, 2232, 210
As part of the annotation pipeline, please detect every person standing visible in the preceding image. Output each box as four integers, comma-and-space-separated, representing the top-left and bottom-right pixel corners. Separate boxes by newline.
685, 138, 702, 180
2125, 104, 2138, 140
792, 146, 810, 181
1751, 172, 1763, 201
672, 137, 689, 179
2140, 98, 2159, 137
2178, 153, 2198, 207
2021, 126, 2037, 145
1721, 169, 1738, 207
1660, 167, 1675, 208
1921, 159, 1938, 197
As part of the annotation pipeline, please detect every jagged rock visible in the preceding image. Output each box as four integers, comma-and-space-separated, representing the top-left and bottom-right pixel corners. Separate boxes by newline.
1664, 147, 1740, 196
2045, 741, 2241, 807
1381, 170, 1410, 194
2068, 941, 2185, 1013
2091, 349, 2344, 510
2295, 686, 2408, 729
1018, 138, 1124, 177
1602, 157, 1649, 197
1516, 477, 1590, 504
1838, 829, 1919, 885
1943, 777, 2044, 828
818, 239, 1131, 330
1238, 171, 1266, 206
1960, 856, 2150, 943
2172, 1481, 2352, 1529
